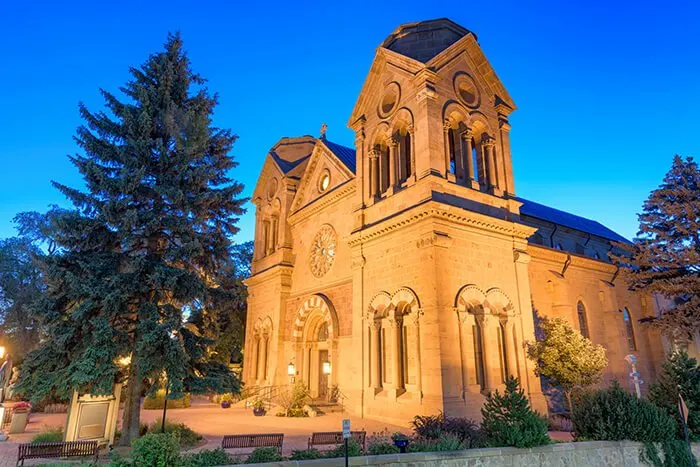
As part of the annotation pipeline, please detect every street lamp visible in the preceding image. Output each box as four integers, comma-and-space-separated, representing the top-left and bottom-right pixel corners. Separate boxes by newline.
287, 362, 296, 383
0, 346, 5, 360
322, 360, 331, 375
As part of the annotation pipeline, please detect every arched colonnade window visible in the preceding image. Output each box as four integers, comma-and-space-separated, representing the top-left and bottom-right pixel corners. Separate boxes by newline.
455, 285, 520, 394
250, 316, 273, 384
368, 110, 415, 199
366, 288, 423, 397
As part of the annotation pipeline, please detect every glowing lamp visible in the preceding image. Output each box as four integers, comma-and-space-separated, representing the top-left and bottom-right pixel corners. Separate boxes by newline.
322, 360, 331, 375
287, 362, 296, 376
0, 346, 5, 359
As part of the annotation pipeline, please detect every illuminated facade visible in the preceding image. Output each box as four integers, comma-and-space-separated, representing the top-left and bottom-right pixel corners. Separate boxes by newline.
242, 19, 678, 424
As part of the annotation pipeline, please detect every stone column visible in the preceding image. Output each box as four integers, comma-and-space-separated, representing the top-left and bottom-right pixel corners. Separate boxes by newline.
413, 310, 423, 399
388, 137, 398, 192
256, 335, 266, 384
483, 135, 498, 190
250, 335, 259, 382
477, 314, 493, 392
503, 319, 519, 378
408, 125, 416, 181
443, 119, 452, 178
369, 149, 379, 199
370, 321, 381, 392
392, 318, 403, 390
462, 129, 474, 183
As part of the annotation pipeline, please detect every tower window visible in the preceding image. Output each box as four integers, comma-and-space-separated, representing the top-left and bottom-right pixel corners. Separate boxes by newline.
577, 301, 590, 339
623, 308, 637, 351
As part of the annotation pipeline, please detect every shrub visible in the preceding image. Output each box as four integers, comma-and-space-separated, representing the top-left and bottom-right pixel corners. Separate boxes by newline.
131, 433, 180, 467
367, 441, 400, 455
572, 381, 677, 442
180, 448, 234, 467
277, 381, 310, 417
143, 390, 191, 409
411, 413, 485, 448
289, 448, 323, 460
147, 419, 202, 449
481, 376, 551, 448
324, 439, 363, 458
409, 434, 465, 452
246, 447, 282, 464
31, 426, 63, 443
649, 350, 700, 440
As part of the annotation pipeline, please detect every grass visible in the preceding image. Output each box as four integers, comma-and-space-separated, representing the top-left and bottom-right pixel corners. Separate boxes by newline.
31, 426, 63, 443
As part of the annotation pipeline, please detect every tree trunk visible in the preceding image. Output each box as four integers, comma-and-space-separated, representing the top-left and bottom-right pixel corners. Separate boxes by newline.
118, 382, 132, 447
118, 361, 143, 446
565, 389, 573, 417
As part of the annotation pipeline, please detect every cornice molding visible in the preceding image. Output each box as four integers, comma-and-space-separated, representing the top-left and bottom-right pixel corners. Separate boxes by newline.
349, 200, 535, 247
288, 181, 356, 226
245, 264, 294, 288
529, 244, 616, 275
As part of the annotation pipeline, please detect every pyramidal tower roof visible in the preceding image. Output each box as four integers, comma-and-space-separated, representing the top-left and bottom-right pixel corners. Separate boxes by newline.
380, 18, 475, 63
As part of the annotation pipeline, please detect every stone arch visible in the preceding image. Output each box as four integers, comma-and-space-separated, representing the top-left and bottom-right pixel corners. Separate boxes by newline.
467, 111, 493, 135
484, 288, 515, 316
442, 100, 470, 128
292, 294, 338, 343
369, 121, 391, 147
455, 284, 486, 312
390, 287, 421, 316
368, 291, 392, 319
390, 107, 414, 133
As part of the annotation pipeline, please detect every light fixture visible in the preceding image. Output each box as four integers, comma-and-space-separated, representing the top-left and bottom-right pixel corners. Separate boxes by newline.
117, 355, 132, 367
322, 360, 331, 375
287, 362, 296, 376
0, 346, 5, 359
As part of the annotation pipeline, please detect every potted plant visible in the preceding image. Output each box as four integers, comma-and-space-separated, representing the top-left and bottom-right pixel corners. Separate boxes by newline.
391, 432, 409, 453
220, 393, 233, 409
252, 398, 266, 417
9, 401, 31, 434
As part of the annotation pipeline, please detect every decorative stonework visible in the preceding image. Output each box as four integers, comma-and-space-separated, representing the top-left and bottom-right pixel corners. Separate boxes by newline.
309, 224, 337, 278
454, 72, 480, 108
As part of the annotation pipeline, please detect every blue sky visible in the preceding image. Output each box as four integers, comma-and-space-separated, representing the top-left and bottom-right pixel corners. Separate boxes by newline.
1, 0, 698, 243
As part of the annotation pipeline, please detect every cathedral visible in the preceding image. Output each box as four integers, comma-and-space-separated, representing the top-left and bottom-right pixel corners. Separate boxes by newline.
242, 18, 671, 424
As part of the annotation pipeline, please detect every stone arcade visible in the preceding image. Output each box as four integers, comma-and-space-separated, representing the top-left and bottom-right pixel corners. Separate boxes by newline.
242, 18, 683, 424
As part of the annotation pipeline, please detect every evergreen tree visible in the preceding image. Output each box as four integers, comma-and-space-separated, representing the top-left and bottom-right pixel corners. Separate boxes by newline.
649, 350, 700, 440
481, 376, 551, 448
527, 315, 608, 412
16, 33, 246, 445
613, 155, 700, 342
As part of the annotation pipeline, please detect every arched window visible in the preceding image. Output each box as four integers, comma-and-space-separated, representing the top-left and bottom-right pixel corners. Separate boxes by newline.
623, 308, 637, 351
577, 301, 590, 338
262, 220, 271, 256
253, 336, 260, 380
317, 322, 328, 342
379, 145, 390, 193
397, 130, 412, 184
447, 129, 457, 175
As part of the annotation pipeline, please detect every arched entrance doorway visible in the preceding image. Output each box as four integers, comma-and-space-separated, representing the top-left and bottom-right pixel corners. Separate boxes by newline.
292, 294, 339, 400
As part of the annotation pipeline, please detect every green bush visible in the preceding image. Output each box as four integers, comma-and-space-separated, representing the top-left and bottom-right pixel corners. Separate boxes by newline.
289, 448, 323, 460
411, 413, 485, 448
277, 381, 310, 417
324, 439, 363, 458
131, 433, 180, 467
147, 419, 202, 449
649, 350, 700, 441
180, 448, 234, 466
143, 390, 191, 409
245, 447, 282, 464
572, 381, 677, 442
481, 376, 551, 448
31, 426, 63, 443
409, 434, 465, 452
367, 441, 400, 455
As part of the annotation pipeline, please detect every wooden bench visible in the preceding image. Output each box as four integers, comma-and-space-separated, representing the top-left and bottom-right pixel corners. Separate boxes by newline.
308, 431, 366, 450
221, 433, 284, 453
17, 440, 99, 466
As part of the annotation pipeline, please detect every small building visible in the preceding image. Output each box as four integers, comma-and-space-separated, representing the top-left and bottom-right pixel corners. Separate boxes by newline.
243, 18, 675, 424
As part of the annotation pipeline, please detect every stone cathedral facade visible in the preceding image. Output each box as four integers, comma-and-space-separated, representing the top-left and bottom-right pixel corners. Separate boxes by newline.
242, 18, 674, 424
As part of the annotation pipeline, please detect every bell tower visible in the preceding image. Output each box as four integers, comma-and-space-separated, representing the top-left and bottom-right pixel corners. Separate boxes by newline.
349, 18, 518, 220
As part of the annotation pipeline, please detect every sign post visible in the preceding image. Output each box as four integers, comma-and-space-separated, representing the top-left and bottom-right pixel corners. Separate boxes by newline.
342, 419, 350, 467
677, 386, 696, 467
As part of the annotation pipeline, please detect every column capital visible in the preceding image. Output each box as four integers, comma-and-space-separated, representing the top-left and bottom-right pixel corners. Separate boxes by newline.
460, 128, 473, 140
407, 124, 415, 135
389, 136, 400, 148
443, 118, 452, 131
368, 149, 380, 159
481, 134, 496, 147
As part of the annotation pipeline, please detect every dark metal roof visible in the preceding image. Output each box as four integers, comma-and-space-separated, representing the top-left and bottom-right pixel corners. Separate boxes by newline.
517, 197, 630, 243
270, 151, 310, 174
323, 138, 356, 174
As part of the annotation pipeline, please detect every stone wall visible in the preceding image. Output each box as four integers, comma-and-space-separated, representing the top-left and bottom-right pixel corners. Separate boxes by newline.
245, 441, 700, 466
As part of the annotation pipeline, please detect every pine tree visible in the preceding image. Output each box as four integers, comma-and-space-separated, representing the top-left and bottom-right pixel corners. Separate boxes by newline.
612, 155, 700, 342
527, 315, 608, 412
15, 33, 246, 445
481, 376, 551, 448
649, 350, 700, 440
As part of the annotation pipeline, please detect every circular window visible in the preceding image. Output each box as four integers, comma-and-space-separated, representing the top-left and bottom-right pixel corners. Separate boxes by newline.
318, 170, 331, 193
309, 224, 337, 278
454, 73, 480, 108
267, 178, 278, 200
378, 82, 400, 118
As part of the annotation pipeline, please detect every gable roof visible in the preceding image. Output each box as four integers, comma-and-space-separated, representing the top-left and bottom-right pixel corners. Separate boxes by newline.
322, 138, 356, 174
381, 18, 475, 64
517, 197, 630, 243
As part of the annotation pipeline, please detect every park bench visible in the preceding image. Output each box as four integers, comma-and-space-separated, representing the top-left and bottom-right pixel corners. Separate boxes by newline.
17, 440, 99, 466
308, 431, 366, 451
221, 433, 284, 454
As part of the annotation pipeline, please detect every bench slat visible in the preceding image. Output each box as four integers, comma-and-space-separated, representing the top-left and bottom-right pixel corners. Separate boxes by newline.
221, 433, 284, 450
17, 441, 99, 466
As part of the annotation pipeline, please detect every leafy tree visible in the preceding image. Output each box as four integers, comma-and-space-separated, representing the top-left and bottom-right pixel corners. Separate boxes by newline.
16, 33, 246, 445
0, 237, 44, 358
612, 155, 700, 343
527, 315, 608, 412
649, 350, 700, 440
480, 376, 551, 448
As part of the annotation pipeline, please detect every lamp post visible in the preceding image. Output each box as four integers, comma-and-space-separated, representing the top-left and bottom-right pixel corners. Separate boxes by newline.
287, 362, 296, 384
624, 354, 643, 398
